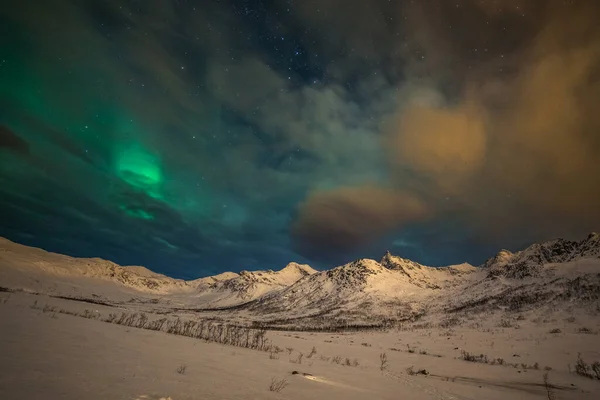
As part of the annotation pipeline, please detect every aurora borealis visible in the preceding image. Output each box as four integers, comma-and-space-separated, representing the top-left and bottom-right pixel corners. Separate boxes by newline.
1, 1, 599, 278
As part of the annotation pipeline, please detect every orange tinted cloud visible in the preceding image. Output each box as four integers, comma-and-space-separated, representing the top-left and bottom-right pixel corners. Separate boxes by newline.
386, 2, 600, 240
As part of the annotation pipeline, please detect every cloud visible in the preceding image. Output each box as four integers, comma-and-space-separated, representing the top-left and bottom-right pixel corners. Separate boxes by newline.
387, 102, 488, 187
291, 185, 429, 259
288, 0, 600, 260
383, 1, 600, 243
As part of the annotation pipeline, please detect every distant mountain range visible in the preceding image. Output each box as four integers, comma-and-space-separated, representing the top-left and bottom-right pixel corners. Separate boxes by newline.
1, 233, 598, 328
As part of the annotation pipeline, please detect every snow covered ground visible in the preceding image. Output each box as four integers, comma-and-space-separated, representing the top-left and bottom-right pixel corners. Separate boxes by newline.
1, 290, 599, 399
1, 234, 599, 399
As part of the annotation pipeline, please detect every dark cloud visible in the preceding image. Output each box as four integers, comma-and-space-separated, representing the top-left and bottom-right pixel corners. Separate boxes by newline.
291, 186, 429, 260
0, 125, 29, 155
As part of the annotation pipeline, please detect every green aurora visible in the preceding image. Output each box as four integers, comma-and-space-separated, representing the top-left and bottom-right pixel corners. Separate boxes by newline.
2, 0, 600, 279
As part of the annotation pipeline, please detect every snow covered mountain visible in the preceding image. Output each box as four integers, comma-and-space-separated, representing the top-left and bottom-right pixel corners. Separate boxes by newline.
237, 256, 481, 327
186, 262, 317, 308
483, 232, 600, 279
0, 237, 316, 306
0, 237, 191, 294
0, 233, 598, 327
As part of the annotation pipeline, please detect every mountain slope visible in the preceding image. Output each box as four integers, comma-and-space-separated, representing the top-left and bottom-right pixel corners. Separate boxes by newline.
186, 262, 318, 308
483, 233, 600, 279
0, 237, 316, 306
0, 237, 191, 294
244, 257, 481, 326
1, 233, 599, 328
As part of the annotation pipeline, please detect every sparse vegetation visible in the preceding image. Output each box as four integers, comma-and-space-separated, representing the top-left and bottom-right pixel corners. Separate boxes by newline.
459, 349, 542, 370
498, 318, 519, 328
380, 352, 388, 371
290, 352, 304, 364
176, 364, 187, 374
593, 362, 600, 380
574, 353, 600, 379
543, 372, 555, 400
577, 327, 593, 334
439, 316, 461, 328
327, 355, 359, 367
461, 351, 488, 364
31, 303, 273, 353
269, 377, 288, 393
406, 366, 429, 376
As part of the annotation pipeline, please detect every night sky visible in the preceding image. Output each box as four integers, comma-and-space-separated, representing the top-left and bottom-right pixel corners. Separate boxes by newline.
1, 1, 599, 279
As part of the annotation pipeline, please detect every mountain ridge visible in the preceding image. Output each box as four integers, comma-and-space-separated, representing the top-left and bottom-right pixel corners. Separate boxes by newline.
1, 233, 599, 326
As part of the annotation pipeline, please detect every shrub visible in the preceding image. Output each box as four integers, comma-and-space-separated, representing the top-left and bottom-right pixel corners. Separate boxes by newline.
380, 353, 388, 371
269, 377, 288, 393
592, 362, 600, 380
406, 366, 428, 375
575, 353, 593, 378
543, 372, 555, 400
498, 319, 513, 328
461, 351, 488, 363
